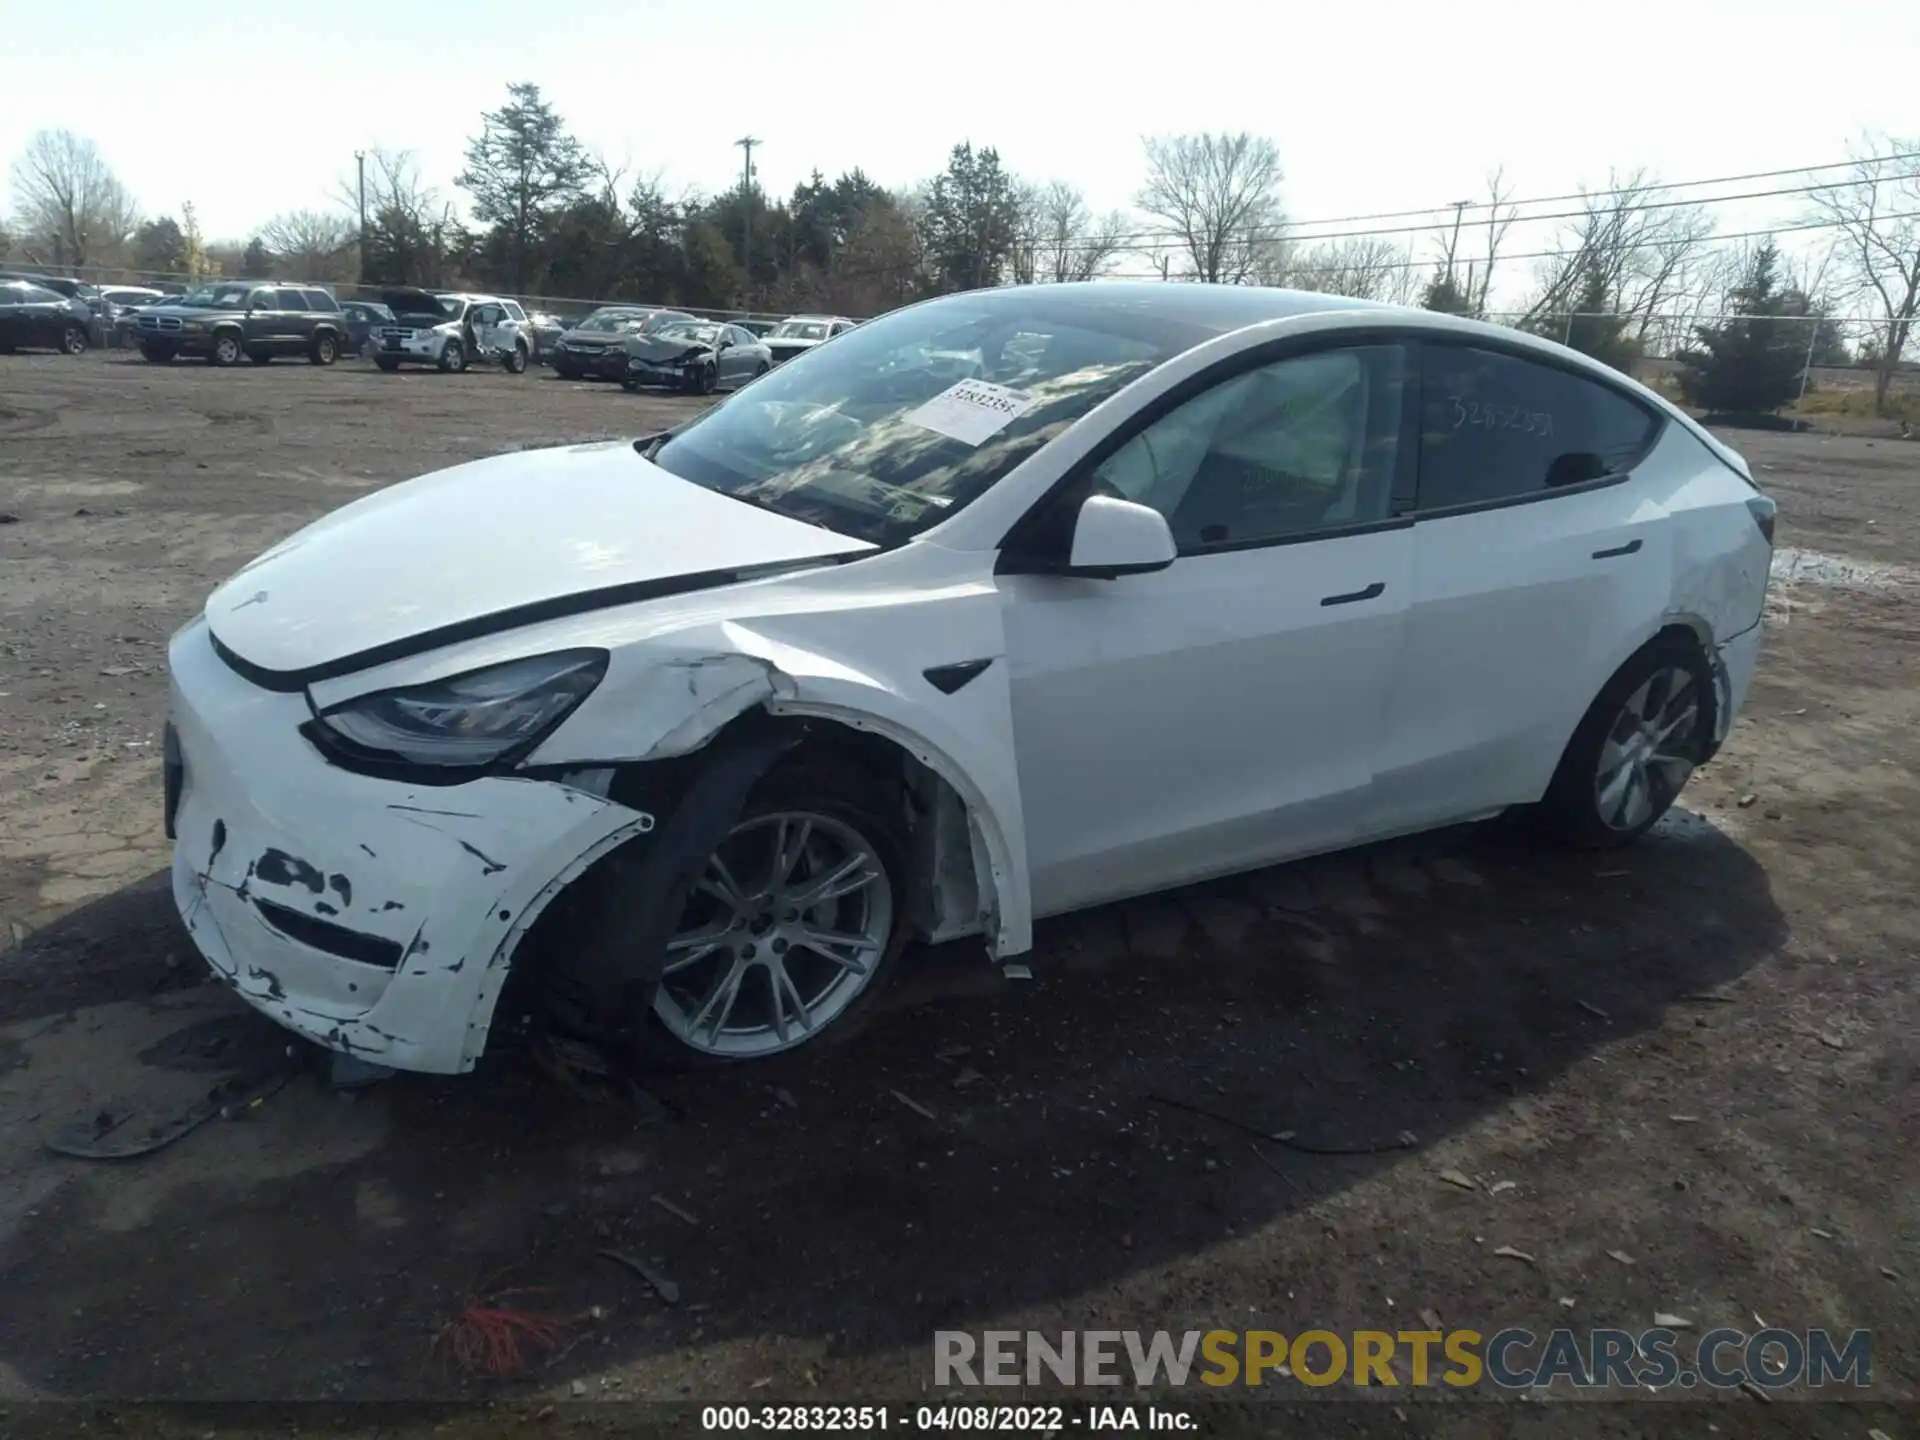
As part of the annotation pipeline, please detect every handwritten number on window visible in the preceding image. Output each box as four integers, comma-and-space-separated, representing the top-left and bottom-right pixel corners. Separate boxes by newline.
1447, 396, 1551, 437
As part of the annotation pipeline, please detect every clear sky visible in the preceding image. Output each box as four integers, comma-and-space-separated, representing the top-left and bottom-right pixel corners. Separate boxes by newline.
3, 0, 1913, 265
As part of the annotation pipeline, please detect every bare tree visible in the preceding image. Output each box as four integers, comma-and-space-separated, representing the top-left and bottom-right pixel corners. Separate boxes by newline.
260, 209, 358, 281
1287, 235, 1421, 304
1470, 167, 1520, 315
1023, 181, 1125, 283
1807, 135, 1920, 415
1136, 132, 1284, 284
8, 129, 139, 270
1518, 169, 1714, 340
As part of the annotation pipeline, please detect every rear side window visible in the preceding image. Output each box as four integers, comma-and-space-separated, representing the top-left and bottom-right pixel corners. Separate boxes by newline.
302, 289, 339, 312
1417, 344, 1660, 511
274, 289, 309, 311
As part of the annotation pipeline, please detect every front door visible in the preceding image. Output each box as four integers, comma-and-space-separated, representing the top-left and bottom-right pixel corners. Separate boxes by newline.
998, 341, 1418, 917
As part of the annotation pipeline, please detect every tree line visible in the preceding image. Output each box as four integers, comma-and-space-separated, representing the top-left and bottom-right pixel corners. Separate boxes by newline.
5, 95, 1917, 414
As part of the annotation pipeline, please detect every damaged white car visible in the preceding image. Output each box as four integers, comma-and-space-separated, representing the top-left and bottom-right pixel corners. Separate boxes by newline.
165, 283, 1774, 1074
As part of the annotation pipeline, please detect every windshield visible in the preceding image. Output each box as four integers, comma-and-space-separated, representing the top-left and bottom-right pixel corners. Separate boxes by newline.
576, 309, 649, 333
649, 296, 1173, 547
662, 321, 721, 345
772, 320, 830, 340
180, 284, 251, 309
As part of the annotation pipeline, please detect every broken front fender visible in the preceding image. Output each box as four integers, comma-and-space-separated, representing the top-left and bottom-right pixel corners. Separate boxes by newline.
167, 620, 656, 1074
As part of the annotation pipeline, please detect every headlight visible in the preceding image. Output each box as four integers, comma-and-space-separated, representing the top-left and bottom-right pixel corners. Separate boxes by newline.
312, 650, 606, 768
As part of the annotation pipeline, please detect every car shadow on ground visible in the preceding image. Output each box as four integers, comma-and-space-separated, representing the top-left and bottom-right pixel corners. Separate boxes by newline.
0, 807, 1785, 1400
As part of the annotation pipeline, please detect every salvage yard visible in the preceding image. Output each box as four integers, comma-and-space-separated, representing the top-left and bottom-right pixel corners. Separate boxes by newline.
0, 352, 1916, 1430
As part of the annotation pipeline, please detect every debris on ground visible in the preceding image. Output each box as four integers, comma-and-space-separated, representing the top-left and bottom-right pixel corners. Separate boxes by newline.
952, 1068, 984, 1090
1576, 999, 1610, 1020
650, 1194, 699, 1227
890, 1089, 938, 1121
600, 1249, 680, 1304
1492, 1245, 1536, 1264
1488, 1180, 1517, 1195
1737, 793, 1759, 808
1438, 1168, 1476, 1191
1607, 1249, 1636, 1265
432, 1294, 564, 1377
44, 1063, 295, 1159
1653, 1312, 1693, 1329
1419, 1309, 1442, 1330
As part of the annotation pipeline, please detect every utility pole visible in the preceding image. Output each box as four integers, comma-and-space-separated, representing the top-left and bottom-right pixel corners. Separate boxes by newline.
735, 136, 759, 285
1445, 199, 1471, 287
354, 151, 367, 280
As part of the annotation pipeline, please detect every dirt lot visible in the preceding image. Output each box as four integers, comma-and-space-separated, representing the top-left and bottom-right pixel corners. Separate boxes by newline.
1, 351, 1916, 1435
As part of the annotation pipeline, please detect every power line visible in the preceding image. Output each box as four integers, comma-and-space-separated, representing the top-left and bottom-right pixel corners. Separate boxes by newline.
1224, 150, 1920, 234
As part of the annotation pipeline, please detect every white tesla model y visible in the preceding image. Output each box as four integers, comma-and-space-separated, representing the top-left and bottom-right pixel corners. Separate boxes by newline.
164, 283, 1774, 1072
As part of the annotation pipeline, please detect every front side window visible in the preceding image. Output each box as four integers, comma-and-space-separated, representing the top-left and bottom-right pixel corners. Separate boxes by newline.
1092, 344, 1408, 551
650, 297, 1176, 547
1417, 345, 1661, 510
183, 284, 251, 309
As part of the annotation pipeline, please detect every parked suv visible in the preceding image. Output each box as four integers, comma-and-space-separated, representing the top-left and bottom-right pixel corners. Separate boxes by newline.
371, 289, 530, 373
134, 283, 349, 366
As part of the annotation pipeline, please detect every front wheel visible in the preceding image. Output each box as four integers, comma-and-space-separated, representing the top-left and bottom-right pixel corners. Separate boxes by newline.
1538, 638, 1712, 847
60, 324, 89, 356
438, 339, 466, 373
210, 331, 243, 367
310, 333, 339, 366
139, 343, 176, 363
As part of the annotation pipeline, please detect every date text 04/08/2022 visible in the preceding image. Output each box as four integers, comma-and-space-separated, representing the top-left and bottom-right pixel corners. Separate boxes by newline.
700, 1403, 1198, 1431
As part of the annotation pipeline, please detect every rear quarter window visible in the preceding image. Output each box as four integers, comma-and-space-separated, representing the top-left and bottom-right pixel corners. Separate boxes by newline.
302, 289, 340, 311
1417, 343, 1661, 511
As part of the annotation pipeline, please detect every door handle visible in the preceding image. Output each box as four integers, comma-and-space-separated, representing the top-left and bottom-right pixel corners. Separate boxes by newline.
1592, 539, 1643, 560
1320, 581, 1386, 607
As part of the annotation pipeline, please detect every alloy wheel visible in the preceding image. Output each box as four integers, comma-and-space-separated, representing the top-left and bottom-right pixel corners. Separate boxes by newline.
654, 811, 893, 1058
1593, 665, 1699, 832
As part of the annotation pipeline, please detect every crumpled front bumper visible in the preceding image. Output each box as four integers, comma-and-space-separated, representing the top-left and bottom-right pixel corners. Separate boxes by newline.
166, 620, 654, 1074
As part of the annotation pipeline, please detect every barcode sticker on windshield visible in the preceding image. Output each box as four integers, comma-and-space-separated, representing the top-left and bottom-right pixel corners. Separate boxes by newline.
904, 380, 1036, 447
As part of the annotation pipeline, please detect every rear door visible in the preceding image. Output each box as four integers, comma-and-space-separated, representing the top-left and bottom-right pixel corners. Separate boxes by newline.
1368, 340, 1669, 834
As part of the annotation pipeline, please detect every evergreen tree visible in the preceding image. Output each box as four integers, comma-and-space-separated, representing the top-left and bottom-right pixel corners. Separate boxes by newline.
239, 236, 272, 278
920, 143, 1020, 293
1552, 268, 1639, 372
1421, 268, 1474, 315
456, 83, 590, 292
134, 217, 190, 275
1677, 242, 1807, 415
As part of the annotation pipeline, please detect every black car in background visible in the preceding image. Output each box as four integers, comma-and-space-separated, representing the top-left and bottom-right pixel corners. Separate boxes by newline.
551, 305, 696, 380
0, 279, 94, 354
339, 300, 395, 357
620, 319, 772, 394
0, 272, 107, 342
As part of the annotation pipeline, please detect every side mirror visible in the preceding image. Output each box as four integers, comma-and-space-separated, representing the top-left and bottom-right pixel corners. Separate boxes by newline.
1064, 495, 1176, 579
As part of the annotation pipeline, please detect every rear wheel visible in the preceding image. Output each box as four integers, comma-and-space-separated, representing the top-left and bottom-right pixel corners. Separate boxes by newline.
1538, 637, 1712, 847
504, 341, 529, 374
210, 331, 243, 367
60, 324, 88, 356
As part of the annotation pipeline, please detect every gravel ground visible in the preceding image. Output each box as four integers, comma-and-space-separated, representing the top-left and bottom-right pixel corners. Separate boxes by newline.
0, 351, 1915, 1435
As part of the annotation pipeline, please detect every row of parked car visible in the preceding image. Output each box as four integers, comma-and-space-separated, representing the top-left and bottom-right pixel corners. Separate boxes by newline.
0, 271, 857, 395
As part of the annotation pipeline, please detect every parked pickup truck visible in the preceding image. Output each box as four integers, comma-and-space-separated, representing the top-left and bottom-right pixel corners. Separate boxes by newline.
133, 282, 349, 366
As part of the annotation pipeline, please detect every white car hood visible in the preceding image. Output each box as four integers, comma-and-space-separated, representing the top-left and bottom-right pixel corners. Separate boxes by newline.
204, 441, 874, 682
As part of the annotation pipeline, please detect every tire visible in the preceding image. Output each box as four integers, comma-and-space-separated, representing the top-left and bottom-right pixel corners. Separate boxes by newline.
210, 331, 243, 367
620, 377, 639, 393
438, 339, 466, 373
375, 356, 401, 372
547, 756, 909, 1071
698, 362, 718, 396
555, 364, 579, 381
139, 343, 175, 363
60, 324, 88, 356
1537, 635, 1713, 848
310, 332, 339, 366
247, 349, 272, 365
504, 341, 529, 375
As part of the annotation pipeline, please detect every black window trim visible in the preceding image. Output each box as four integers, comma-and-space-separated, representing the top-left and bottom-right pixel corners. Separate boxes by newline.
996, 325, 1423, 572
1407, 336, 1668, 522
